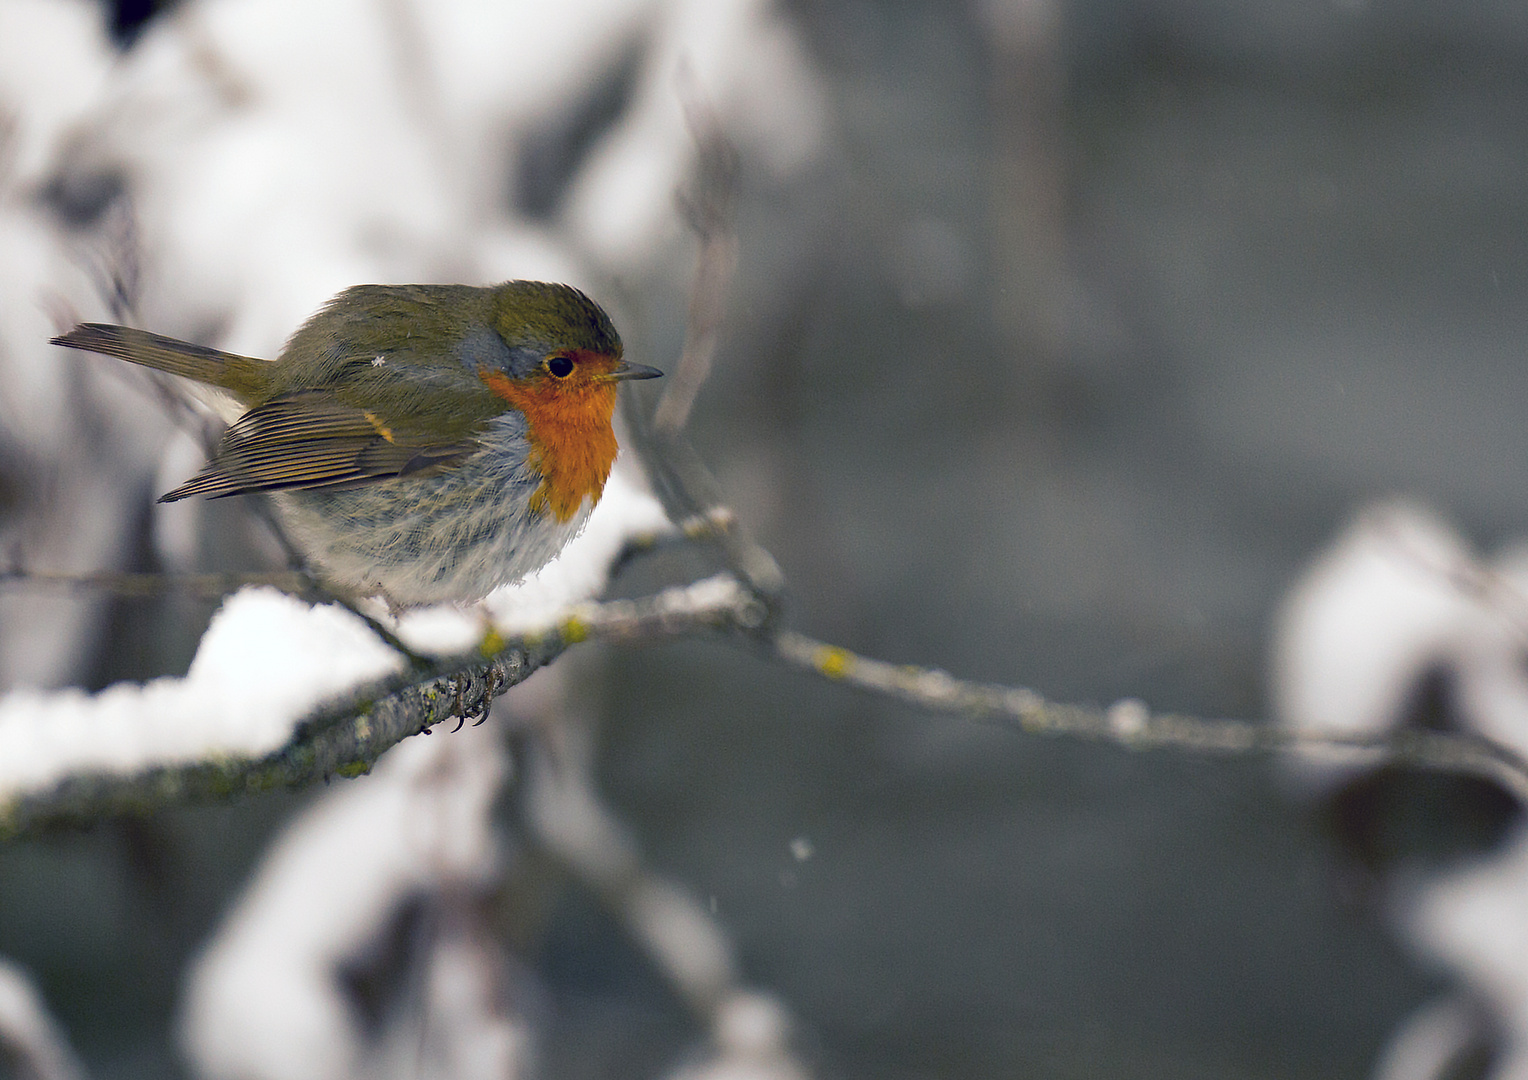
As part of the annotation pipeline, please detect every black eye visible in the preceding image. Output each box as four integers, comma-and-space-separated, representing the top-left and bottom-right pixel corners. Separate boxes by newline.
547, 355, 574, 378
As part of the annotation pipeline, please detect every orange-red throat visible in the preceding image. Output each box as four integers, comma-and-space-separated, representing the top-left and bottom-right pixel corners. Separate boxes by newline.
480, 352, 621, 523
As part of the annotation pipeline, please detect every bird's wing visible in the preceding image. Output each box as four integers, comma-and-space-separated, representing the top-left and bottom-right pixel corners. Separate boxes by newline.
159, 391, 476, 502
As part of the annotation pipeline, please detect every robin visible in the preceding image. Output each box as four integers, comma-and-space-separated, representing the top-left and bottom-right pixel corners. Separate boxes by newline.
52, 281, 661, 605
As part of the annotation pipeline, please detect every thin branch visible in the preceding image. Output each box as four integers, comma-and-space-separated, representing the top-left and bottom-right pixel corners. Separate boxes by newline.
652, 76, 740, 437
606, 505, 738, 579
622, 92, 781, 607
0, 568, 314, 599
770, 630, 1528, 804
625, 405, 784, 605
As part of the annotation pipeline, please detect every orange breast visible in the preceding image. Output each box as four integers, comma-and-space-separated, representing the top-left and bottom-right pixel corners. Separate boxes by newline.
481, 369, 620, 523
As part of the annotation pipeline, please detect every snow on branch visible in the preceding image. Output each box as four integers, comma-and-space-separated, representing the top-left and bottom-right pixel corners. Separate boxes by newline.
0, 571, 757, 840
0, 470, 676, 838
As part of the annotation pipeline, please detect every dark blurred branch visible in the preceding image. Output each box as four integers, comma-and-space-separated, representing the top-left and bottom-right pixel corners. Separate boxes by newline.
981, 0, 1069, 359
0, 567, 314, 598
652, 75, 739, 437
624, 89, 782, 611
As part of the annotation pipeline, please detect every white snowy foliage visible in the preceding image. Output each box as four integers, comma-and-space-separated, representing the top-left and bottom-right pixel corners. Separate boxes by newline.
0, 467, 668, 807
66, 0, 825, 356
1273, 501, 1528, 762
0, 958, 86, 1080
0, 2, 172, 690
0, 2, 822, 1077
181, 720, 515, 1080
1275, 503, 1528, 1080
1402, 824, 1528, 1080
0, 0, 114, 187
0, 588, 401, 803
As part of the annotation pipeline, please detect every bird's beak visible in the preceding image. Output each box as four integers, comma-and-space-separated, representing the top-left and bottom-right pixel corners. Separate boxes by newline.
607, 360, 663, 381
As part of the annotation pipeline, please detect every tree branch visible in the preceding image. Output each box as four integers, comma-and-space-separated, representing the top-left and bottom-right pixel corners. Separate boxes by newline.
651, 76, 740, 437
770, 630, 1528, 803
0, 575, 758, 840
0, 568, 314, 598
10, 565, 1527, 840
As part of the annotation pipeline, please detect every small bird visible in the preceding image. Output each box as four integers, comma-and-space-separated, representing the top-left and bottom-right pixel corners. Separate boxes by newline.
52, 281, 661, 605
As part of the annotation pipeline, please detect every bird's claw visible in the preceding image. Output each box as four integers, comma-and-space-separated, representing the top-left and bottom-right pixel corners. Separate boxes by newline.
474, 665, 502, 727
447, 664, 503, 732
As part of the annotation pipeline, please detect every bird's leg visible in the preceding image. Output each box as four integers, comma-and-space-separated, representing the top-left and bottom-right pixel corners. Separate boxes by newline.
300, 579, 431, 671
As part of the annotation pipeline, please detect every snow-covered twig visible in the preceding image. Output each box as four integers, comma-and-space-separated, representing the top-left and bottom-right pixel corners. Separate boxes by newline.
0, 572, 756, 840
13, 548, 1524, 842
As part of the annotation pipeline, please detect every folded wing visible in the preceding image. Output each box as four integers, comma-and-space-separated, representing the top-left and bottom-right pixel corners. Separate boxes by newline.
160, 391, 475, 501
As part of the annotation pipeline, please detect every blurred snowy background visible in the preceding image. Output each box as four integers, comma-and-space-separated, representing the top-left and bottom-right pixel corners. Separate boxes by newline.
3, 0, 1528, 1078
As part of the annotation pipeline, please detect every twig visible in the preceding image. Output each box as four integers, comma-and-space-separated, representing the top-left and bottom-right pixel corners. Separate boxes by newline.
606, 505, 738, 579
652, 81, 740, 437
621, 94, 781, 607
622, 394, 784, 605
0, 568, 314, 598
770, 630, 1528, 804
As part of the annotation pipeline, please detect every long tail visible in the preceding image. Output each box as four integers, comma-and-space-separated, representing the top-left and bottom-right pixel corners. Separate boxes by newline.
51, 323, 271, 401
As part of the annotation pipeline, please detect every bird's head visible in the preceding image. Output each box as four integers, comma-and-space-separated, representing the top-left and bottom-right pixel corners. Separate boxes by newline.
474, 281, 660, 522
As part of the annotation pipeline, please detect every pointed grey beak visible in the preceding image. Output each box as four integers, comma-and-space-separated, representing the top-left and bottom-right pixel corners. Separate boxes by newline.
610, 360, 663, 381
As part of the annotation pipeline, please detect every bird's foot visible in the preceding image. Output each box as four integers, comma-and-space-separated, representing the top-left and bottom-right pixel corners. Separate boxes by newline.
448, 664, 503, 732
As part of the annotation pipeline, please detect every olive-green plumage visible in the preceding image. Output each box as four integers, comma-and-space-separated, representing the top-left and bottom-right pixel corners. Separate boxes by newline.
49, 323, 272, 400
52, 282, 636, 502
51, 281, 658, 604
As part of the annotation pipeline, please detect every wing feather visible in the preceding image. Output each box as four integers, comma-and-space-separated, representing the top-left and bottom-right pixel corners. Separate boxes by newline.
159, 392, 475, 502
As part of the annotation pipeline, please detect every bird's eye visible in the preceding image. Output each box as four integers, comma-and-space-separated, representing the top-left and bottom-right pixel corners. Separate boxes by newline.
547, 355, 575, 378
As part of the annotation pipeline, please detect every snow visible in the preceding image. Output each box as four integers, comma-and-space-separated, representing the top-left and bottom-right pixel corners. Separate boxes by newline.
0, 467, 670, 808
1273, 500, 1528, 768
1275, 503, 1528, 1080
0, 958, 86, 1080
0, 590, 400, 803
180, 720, 512, 1080
0, 0, 113, 187
1405, 825, 1528, 1080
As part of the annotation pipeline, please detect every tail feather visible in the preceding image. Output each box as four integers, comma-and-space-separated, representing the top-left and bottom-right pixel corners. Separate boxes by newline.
51, 323, 271, 401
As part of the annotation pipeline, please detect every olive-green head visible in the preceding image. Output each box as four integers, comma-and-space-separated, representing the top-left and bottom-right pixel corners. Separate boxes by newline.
275, 280, 655, 393
488, 280, 623, 372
